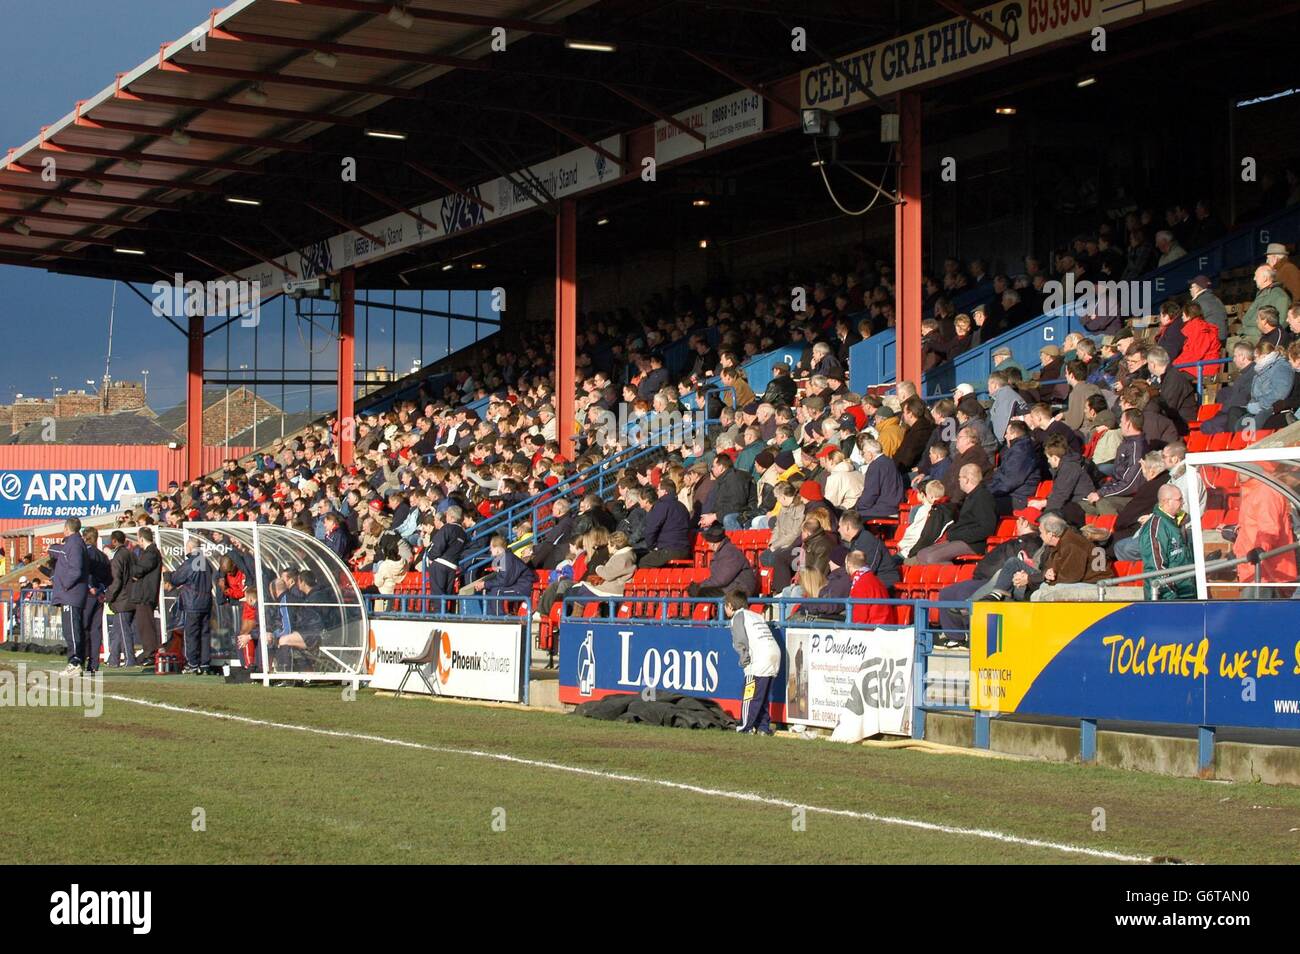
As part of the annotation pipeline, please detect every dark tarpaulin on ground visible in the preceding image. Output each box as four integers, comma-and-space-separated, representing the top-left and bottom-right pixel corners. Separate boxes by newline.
574, 691, 736, 730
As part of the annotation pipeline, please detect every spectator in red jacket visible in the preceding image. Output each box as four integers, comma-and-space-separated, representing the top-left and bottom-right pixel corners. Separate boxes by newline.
1179, 301, 1223, 377
845, 549, 894, 625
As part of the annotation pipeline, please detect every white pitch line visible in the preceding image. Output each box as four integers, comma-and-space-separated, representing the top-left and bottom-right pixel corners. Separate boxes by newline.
104, 693, 1153, 864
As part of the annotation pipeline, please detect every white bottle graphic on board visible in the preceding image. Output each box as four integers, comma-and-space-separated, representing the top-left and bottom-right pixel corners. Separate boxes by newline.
578, 630, 596, 697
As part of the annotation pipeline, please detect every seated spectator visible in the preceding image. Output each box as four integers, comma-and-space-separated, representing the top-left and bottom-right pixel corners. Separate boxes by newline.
372, 540, 408, 613
699, 453, 755, 532
1241, 340, 1295, 433
902, 479, 957, 561
1110, 452, 1172, 562
986, 512, 1109, 601
792, 513, 836, 582
1082, 409, 1147, 515
1154, 301, 1186, 365
567, 530, 637, 612
907, 463, 996, 565
944, 313, 976, 360
1242, 265, 1291, 346
988, 371, 1028, 444
1039, 435, 1096, 527
955, 395, 999, 458
845, 549, 894, 625
893, 396, 935, 474
788, 567, 840, 621
1178, 300, 1223, 376
1263, 340, 1300, 429
762, 363, 797, 406
760, 482, 805, 586
1119, 383, 1179, 450
1062, 361, 1102, 431
1234, 472, 1298, 599
824, 450, 864, 512
943, 426, 993, 503
1145, 346, 1197, 432
988, 421, 1047, 514
853, 437, 907, 520
1035, 345, 1068, 402
837, 510, 900, 589
935, 508, 1042, 644
1026, 403, 1083, 456
919, 441, 952, 488
990, 345, 1025, 380
640, 479, 692, 567
459, 535, 534, 615
689, 525, 757, 598
1256, 306, 1287, 350
1138, 483, 1196, 600
1201, 342, 1257, 434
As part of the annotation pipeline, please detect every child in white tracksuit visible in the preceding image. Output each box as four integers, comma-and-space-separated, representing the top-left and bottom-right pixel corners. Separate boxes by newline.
724, 592, 781, 735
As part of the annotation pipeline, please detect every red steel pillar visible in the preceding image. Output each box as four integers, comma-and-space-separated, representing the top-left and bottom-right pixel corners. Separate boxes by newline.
338, 267, 356, 468
895, 91, 923, 390
555, 199, 577, 459
186, 314, 204, 481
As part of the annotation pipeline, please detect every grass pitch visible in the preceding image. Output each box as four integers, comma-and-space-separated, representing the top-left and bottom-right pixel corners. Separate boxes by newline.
2, 652, 1299, 865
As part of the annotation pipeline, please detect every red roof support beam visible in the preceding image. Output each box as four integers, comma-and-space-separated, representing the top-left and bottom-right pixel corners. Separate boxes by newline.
601, 83, 705, 143
931, 0, 1012, 45
337, 267, 356, 468
894, 91, 923, 390
115, 87, 373, 129
0, 182, 176, 211
304, 202, 387, 248
209, 26, 486, 73
276, 0, 565, 36
555, 198, 577, 460
37, 139, 263, 175
75, 114, 317, 154
3, 160, 226, 195
405, 160, 494, 213
683, 51, 798, 117
0, 206, 156, 230
354, 184, 439, 233
524, 113, 627, 171
221, 237, 297, 278
187, 314, 204, 480
157, 55, 423, 100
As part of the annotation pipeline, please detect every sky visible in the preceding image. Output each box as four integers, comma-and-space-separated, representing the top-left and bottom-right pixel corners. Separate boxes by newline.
0, 1, 491, 417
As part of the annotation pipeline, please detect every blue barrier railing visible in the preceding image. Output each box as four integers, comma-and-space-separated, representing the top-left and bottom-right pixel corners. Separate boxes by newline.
849, 203, 1300, 393
933, 354, 1229, 404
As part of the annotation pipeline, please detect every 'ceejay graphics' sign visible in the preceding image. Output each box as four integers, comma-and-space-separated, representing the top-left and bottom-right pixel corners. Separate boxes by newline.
800, 0, 1191, 111
369, 618, 524, 703
0, 470, 157, 520
784, 626, 914, 735
971, 601, 1300, 729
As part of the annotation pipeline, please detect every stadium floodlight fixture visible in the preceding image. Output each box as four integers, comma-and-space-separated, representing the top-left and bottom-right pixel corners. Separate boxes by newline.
565, 39, 618, 53
365, 128, 407, 141
1076, 76, 1097, 88
12, 220, 31, 236
226, 196, 262, 207
313, 50, 339, 69
994, 105, 1017, 115
387, 5, 414, 29
85, 179, 105, 194
801, 108, 839, 138
170, 128, 192, 146
244, 84, 270, 106
692, 199, 710, 208
113, 246, 146, 256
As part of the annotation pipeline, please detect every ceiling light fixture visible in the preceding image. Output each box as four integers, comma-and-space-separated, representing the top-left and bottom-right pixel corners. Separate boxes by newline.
564, 39, 617, 53
226, 196, 262, 207
47, 198, 68, 211
313, 50, 339, 68
596, 217, 610, 225
698, 239, 709, 249
170, 128, 192, 146
994, 105, 1017, 116
470, 262, 486, 270
113, 247, 146, 256
85, 179, 105, 194
244, 84, 269, 106
121, 159, 143, 173
441, 263, 454, 271
364, 128, 407, 141
12, 220, 31, 236
1076, 76, 1097, 88
387, 5, 414, 29
692, 199, 710, 208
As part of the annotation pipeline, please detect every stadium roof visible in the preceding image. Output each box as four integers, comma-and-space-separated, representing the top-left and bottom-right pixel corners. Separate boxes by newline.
5, 411, 179, 446
1, 0, 1294, 294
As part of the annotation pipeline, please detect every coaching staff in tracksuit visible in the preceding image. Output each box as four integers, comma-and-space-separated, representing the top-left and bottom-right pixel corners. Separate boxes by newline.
167, 540, 215, 674
80, 528, 112, 673
49, 517, 89, 676
422, 504, 467, 595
